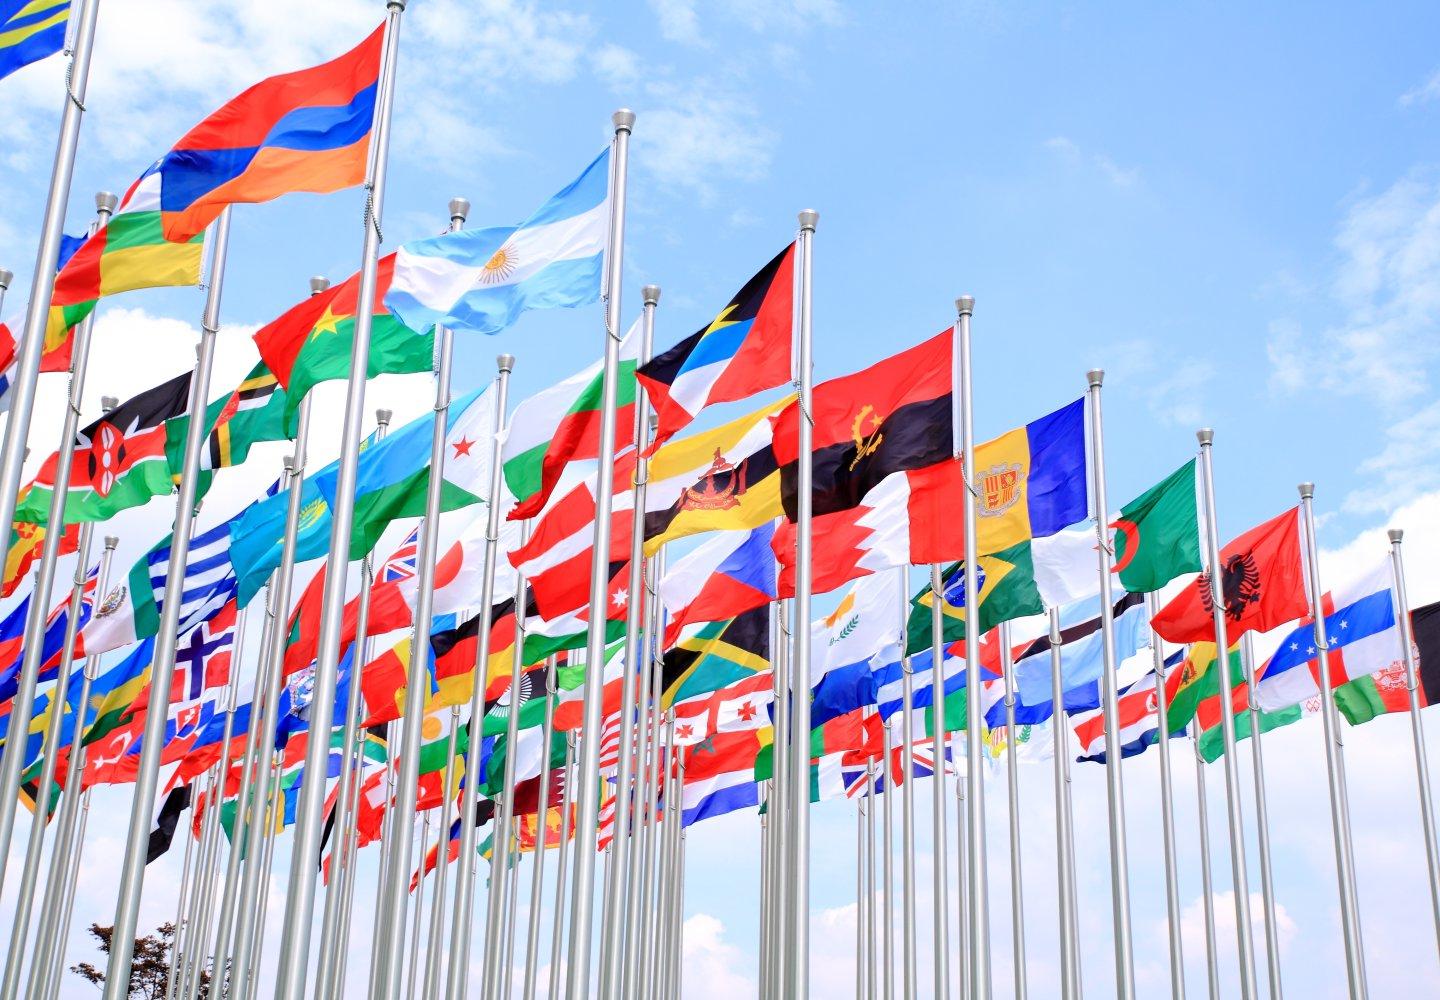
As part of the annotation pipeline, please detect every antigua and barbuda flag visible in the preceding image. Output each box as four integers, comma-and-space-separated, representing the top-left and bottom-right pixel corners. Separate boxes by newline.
637, 244, 795, 452
385, 148, 611, 337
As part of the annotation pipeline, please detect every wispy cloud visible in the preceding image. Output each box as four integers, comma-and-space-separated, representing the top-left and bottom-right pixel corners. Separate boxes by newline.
1044, 135, 1139, 187
1400, 69, 1440, 107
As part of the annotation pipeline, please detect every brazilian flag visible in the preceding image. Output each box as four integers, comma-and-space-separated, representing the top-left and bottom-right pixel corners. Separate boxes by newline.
905, 541, 1046, 655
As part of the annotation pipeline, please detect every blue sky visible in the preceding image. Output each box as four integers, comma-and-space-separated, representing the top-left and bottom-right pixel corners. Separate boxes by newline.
4, 0, 1440, 996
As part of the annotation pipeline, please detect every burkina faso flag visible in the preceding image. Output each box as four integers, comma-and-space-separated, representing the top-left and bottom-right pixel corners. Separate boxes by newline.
253, 252, 435, 418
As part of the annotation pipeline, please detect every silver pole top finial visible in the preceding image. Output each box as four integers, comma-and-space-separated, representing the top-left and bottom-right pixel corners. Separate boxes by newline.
798, 209, 819, 231
642, 284, 661, 306
449, 197, 470, 223
283, 455, 296, 472
955, 295, 975, 315
1087, 369, 1105, 387
1298, 482, 1315, 499
1196, 428, 1215, 446
104, 535, 119, 549
101, 395, 119, 412
309, 276, 331, 295
0, 269, 11, 291
376, 408, 393, 426
497, 354, 515, 373
95, 191, 119, 215
1389, 528, 1404, 543
613, 108, 636, 132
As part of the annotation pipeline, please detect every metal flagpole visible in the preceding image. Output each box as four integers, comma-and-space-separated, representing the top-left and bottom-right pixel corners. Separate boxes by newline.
101, 203, 233, 999
366, 727, 402, 1000
548, 733, 579, 1000
404, 813, 432, 1000
44, 785, 94, 1000
954, 295, 991, 997
900, 662, 917, 1000
1297, 482, 1368, 996
1389, 529, 1440, 962
928, 564, 950, 1000
627, 539, 664, 997
443, 360, 514, 1000
857, 796, 869, 998
954, 767, 970, 992
502, 821, 524, 1000
1144, 593, 1186, 1000
27, 532, 117, 993
331, 726, 375, 1000
1192, 720, 1221, 1000
638, 637, 669, 998
760, 787, 771, 1000
521, 659, 561, 999
600, 281, 658, 999
621, 558, 658, 999
1083, 370, 1136, 997
1048, 608, 1079, 998
565, 108, 635, 1000
241, 751, 283, 991
771, 599, 791, 994
482, 528, 534, 1000
0, 268, 11, 321
0, 190, 112, 918
175, 764, 222, 1000
865, 759, 878, 1000
650, 718, 677, 1000
0, 0, 101, 603
420, 709, 463, 999
369, 192, 465, 1000
881, 717, 895, 1000
1060, 710, 1083, 992
165, 812, 199, 1000
1195, 430, 1261, 1000
999, 621, 1027, 999
1239, 631, 1284, 999
788, 208, 818, 1000
271, 3, 408, 993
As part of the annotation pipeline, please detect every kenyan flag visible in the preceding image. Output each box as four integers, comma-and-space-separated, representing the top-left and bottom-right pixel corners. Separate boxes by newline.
253, 252, 435, 418
1335, 599, 1440, 725
1111, 459, 1203, 594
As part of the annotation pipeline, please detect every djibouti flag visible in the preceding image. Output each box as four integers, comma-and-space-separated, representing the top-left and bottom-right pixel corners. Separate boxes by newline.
385, 148, 610, 337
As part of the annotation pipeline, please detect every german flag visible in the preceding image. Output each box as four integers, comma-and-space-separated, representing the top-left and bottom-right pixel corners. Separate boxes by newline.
773, 329, 953, 520
660, 606, 770, 709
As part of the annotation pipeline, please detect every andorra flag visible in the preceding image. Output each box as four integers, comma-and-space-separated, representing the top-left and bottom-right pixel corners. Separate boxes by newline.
157, 24, 384, 242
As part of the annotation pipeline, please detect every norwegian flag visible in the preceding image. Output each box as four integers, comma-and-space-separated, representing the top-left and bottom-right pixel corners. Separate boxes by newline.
133, 599, 238, 713
380, 526, 421, 584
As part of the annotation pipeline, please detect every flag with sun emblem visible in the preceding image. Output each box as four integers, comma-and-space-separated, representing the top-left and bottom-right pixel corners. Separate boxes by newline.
253, 251, 436, 420
384, 147, 611, 337
15, 370, 193, 524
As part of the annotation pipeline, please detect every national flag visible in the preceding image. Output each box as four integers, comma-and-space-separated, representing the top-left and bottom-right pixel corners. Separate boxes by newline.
146, 784, 193, 864
1195, 670, 1304, 763
670, 672, 774, 752
810, 571, 903, 686
637, 244, 795, 451
680, 729, 765, 826
0, 560, 99, 709
15, 370, 193, 524
642, 395, 789, 555
3, 515, 78, 597
552, 643, 629, 732
1334, 600, 1440, 725
870, 637, 1004, 723
771, 472, 913, 597
658, 522, 777, 647
78, 519, 237, 657
1110, 459, 1202, 594
1151, 507, 1309, 645
46, 164, 208, 359
157, 25, 384, 242
129, 599, 237, 713
386, 148, 611, 337
503, 320, 640, 521
660, 607, 770, 709
1255, 561, 1404, 711
254, 253, 435, 419
517, 804, 573, 853
77, 638, 154, 751
1010, 591, 1149, 717
0, 1, 68, 82
313, 385, 497, 559
1072, 666, 1186, 763
904, 544, 1047, 653
417, 701, 468, 775
772, 330, 953, 520
164, 360, 294, 485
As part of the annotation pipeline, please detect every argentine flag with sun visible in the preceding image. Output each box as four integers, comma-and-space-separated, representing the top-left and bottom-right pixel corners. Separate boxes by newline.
385, 147, 611, 337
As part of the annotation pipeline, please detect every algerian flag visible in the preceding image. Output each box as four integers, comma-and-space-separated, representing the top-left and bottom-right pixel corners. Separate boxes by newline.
1112, 459, 1203, 594
314, 385, 501, 560
385, 148, 610, 338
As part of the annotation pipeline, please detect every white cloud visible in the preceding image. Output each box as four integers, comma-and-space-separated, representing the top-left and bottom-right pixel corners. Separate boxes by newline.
1173, 890, 1298, 966
1400, 69, 1440, 107
681, 913, 757, 998
1044, 135, 1139, 188
592, 44, 641, 91
649, 0, 702, 45
637, 85, 775, 203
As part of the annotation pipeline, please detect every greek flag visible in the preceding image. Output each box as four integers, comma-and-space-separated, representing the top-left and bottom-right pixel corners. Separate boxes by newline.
149, 520, 238, 637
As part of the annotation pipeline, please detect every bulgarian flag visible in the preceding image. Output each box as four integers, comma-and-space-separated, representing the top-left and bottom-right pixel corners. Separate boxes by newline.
46, 164, 206, 364
503, 319, 639, 521
253, 252, 435, 419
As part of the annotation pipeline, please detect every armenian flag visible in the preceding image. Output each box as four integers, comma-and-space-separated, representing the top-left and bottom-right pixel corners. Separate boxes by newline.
157, 24, 384, 242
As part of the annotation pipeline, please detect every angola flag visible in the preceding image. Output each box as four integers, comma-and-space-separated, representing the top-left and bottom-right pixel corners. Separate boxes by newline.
1151, 507, 1309, 645
773, 329, 953, 520
660, 606, 770, 709
1335, 599, 1440, 725
15, 370, 193, 524
637, 244, 795, 452
253, 253, 435, 419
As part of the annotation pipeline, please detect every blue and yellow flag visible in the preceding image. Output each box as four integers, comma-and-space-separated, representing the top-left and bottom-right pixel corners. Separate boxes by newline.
0, 1, 69, 82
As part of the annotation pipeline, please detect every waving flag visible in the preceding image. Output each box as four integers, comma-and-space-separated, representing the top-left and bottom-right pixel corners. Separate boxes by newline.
1335, 599, 1440, 725
658, 522, 777, 647
0, 1, 68, 82
157, 25, 384, 241
637, 244, 795, 451
385, 148, 610, 337
130, 599, 237, 714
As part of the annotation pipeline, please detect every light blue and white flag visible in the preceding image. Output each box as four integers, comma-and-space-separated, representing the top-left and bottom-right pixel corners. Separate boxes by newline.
385, 148, 611, 337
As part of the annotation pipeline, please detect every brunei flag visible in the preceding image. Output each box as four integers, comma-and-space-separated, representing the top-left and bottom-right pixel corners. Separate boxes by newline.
660, 606, 770, 710
157, 24, 384, 242
774, 329, 954, 520
637, 244, 795, 452
15, 370, 192, 524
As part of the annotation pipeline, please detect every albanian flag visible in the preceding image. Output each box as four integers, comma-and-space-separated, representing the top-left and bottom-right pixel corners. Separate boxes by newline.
1151, 507, 1308, 645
